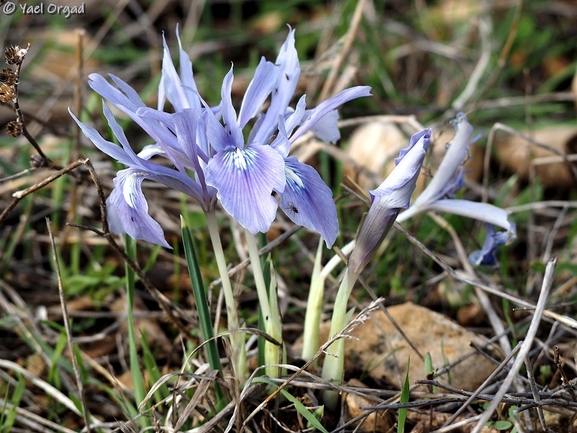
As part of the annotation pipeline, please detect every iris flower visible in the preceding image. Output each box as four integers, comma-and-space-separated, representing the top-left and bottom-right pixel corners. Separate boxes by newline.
397, 113, 516, 264
71, 28, 370, 248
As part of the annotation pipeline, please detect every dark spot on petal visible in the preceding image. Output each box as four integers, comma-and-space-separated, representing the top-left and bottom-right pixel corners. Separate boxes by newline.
285, 73, 289, 80
288, 202, 298, 214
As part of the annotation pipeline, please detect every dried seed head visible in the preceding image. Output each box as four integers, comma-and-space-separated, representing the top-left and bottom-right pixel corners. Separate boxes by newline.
0, 68, 17, 85
5, 44, 29, 65
0, 82, 15, 102
6, 120, 22, 137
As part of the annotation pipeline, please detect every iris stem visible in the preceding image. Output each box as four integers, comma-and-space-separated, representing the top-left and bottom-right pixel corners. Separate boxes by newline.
301, 239, 325, 362
302, 239, 357, 361
321, 267, 359, 410
245, 230, 281, 378
205, 211, 246, 381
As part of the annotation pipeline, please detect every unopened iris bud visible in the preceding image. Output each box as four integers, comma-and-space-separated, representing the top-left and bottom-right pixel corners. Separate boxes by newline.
348, 129, 431, 276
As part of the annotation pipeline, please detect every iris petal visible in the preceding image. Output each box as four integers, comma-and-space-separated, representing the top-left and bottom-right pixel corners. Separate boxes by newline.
220, 68, 244, 148
289, 86, 372, 144
370, 129, 431, 208
468, 224, 514, 267
159, 34, 189, 111
238, 58, 277, 128
412, 112, 474, 207
69, 109, 133, 166
309, 109, 340, 144
107, 169, 172, 248
251, 28, 300, 145
279, 157, 338, 247
158, 30, 201, 112
206, 144, 286, 234
424, 199, 514, 233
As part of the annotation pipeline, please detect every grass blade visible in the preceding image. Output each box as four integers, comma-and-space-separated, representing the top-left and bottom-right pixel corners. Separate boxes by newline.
397, 356, 410, 433
253, 377, 329, 433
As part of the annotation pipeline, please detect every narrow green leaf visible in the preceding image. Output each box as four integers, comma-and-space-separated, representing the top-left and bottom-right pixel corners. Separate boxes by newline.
141, 330, 168, 404
253, 377, 329, 433
181, 216, 225, 405
424, 352, 437, 392
397, 356, 410, 433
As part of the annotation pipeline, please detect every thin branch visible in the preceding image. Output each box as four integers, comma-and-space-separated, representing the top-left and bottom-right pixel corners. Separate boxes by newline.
470, 258, 557, 433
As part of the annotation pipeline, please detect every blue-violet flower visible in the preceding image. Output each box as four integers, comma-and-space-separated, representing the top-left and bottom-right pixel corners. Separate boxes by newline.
72, 28, 371, 248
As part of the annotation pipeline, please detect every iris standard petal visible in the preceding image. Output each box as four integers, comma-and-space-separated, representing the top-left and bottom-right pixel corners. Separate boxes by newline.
279, 157, 338, 248
90, 74, 182, 157
220, 68, 244, 148
251, 28, 301, 145
202, 96, 236, 153
205, 144, 286, 234
176, 29, 200, 110
88, 74, 144, 114
289, 86, 372, 144
238, 57, 277, 128
109, 74, 147, 109
107, 169, 172, 248
159, 33, 192, 112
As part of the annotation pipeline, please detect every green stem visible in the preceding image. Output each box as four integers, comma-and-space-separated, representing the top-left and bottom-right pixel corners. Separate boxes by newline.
245, 230, 281, 378
301, 239, 325, 361
321, 267, 358, 410
205, 211, 246, 381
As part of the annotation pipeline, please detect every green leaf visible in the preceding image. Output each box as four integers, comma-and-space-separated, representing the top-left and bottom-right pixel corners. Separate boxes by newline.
181, 216, 225, 407
253, 377, 329, 433
494, 420, 513, 430
397, 357, 410, 433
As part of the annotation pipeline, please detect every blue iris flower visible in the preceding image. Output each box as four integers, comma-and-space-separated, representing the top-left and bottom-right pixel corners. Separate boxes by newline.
71, 28, 371, 248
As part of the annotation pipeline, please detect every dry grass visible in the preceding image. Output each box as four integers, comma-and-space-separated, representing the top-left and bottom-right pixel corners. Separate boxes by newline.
1, 0, 577, 432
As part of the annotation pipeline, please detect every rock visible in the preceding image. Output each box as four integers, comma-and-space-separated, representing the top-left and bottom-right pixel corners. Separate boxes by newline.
297, 302, 499, 391
345, 379, 394, 432
345, 121, 484, 192
494, 126, 577, 189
